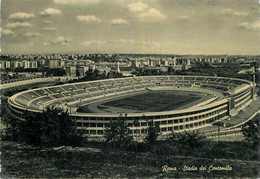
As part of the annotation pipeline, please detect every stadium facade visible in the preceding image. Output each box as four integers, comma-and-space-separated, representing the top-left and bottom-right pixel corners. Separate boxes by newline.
8, 75, 256, 139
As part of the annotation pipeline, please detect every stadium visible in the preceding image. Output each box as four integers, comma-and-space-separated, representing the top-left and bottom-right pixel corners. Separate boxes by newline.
8, 75, 256, 140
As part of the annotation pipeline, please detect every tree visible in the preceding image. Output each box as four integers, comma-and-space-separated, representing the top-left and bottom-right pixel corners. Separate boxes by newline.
23, 107, 85, 147
105, 114, 132, 149
168, 66, 175, 75
242, 117, 259, 148
133, 118, 139, 141
76, 69, 81, 77
46, 68, 66, 76
1, 97, 21, 141
145, 120, 160, 144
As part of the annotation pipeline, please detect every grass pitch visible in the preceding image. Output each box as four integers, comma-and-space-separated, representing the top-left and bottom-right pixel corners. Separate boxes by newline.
100, 90, 201, 112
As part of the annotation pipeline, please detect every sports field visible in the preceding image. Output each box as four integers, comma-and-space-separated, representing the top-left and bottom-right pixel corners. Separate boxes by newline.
78, 90, 202, 113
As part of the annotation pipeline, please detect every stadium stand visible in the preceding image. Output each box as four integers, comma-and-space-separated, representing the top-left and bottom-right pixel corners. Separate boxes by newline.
8, 75, 256, 140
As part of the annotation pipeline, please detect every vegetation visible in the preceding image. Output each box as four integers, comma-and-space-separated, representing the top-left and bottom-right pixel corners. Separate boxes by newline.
167, 131, 206, 148
45, 68, 66, 76
145, 120, 160, 144
187, 63, 255, 81
22, 107, 85, 147
1, 97, 20, 141
134, 67, 169, 76
1, 104, 85, 147
76, 69, 80, 77
6, 67, 40, 73
68, 70, 123, 83
104, 114, 133, 149
242, 114, 259, 149
3, 67, 66, 76
1, 99, 259, 177
1, 139, 259, 178
133, 63, 257, 82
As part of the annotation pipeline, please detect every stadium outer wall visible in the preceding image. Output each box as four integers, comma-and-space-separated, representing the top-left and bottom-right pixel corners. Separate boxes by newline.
8, 75, 256, 140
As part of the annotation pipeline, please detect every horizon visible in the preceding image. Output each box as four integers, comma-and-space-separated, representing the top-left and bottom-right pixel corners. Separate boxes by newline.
1, 53, 260, 57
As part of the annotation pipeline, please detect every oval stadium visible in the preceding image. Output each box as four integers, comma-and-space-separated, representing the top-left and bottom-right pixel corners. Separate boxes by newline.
8, 75, 256, 140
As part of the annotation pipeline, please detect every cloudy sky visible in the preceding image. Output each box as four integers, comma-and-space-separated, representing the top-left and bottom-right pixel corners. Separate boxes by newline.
1, 0, 260, 55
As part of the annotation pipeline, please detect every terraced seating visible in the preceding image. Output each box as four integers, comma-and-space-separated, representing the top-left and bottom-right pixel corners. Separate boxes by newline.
88, 88, 98, 92
142, 76, 156, 81
196, 76, 206, 81
30, 99, 41, 107
15, 95, 30, 106
74, 89, 87, 94
38, 96, 53, 103
122, 78, 132, 83
206, 82, 220, 86
74, 83, 91, 89
10, 75, 253, 112
76, 94, 93, 99
52, 93, 64, 98
215, 86, 229, 91
132, 81, 142, 85
169, 76, 183, 81
164, 84, 174, 86
90, 92, 104, 98
207, 77, 218, 82
201, 85, 229, 91
22, 91, 40, 100
101, 80, 113, 85
48, 87, 65, 93
96, 86, 105, 91
143, 83, 156, 88
8, 75, 255, 140
44, 88, 54, 94
117, 84, 126, 88
63, 98, 77, 103
105, 85, 117, 90
140, 80, 153, 84
183, 76, 196, 81
217, 79, 231, 83
229, 80, 243, 85
175, 80, 190, 84
62, 91, 77, 96
85, 82, 97, 87
61, 85, 77, 91
34, 89, 47, 96
183, 84, 192, 87
155, 76, 169, 81
107, 90, 116, 94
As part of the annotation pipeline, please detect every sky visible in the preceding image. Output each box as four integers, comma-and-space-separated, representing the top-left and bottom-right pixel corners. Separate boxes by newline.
1, 0, 260, 55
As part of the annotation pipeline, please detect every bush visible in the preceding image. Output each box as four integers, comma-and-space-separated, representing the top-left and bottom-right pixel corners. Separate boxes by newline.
167, 131, 206, 148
